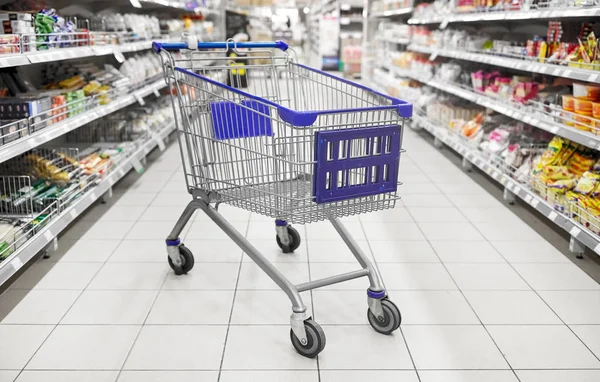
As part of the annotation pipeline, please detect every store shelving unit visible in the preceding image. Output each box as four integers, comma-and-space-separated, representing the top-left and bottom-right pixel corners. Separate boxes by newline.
408, 6, 600, 25
386, 64, 600, 150
365, 2, 600, 257
408, 44, 600, 85
0, 119, 177, 287
0, 2, 227, 288
411, 112, 600, 256
0, 78, 166, 163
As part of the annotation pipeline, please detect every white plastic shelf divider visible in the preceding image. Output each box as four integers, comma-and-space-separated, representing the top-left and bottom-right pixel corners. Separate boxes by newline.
0, 119, 177, 287
0, 79, 166, 164
408, 6, 600, 24
0, 41, 153, 68
371, 7, 413, 17
408, 44, 600, 84
411, 112, 600, 257
386, 65, 600, 150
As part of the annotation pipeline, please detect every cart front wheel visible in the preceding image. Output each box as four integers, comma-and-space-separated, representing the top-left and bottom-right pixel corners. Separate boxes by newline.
168, 245, 195, 275
290, 319, 326, 358
276, 226, 301, 253
367, 298, 401, 335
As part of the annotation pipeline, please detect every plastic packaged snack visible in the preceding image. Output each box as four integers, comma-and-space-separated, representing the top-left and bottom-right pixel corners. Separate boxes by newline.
574, 171, 600, 195
542, 166, 573, 180
548, 178, 578, 192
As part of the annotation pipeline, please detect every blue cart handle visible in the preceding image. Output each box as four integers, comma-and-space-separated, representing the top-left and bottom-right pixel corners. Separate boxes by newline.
152, 40, 289, 53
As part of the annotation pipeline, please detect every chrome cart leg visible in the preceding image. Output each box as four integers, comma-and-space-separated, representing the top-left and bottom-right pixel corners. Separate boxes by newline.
275, 219, 301, 253
199, 202, 325, 358
165, 199, 201, 275
330, 217, 402, 335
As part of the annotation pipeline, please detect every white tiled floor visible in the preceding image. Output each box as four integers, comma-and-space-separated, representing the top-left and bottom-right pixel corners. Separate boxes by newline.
1, 128, 600, 382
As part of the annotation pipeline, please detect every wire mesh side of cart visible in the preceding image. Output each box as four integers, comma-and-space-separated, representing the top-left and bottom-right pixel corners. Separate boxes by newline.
162, 53, 407, 224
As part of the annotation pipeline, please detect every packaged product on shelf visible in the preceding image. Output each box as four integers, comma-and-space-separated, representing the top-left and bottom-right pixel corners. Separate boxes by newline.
0, 96, 52, 121
0, 119, 28, 145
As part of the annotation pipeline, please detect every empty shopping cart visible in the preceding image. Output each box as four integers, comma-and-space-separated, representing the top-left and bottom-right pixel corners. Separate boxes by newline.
153, 38, 412, 357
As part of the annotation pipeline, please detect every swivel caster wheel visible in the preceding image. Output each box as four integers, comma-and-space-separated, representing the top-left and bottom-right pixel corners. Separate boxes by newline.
367, 298, 402, 335
276, 225, 301, 253
290, 319, 326, 358
167, 244, 195, 275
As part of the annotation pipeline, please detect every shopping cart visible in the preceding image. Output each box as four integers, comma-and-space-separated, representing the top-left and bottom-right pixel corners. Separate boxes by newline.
153, 39, 412, 357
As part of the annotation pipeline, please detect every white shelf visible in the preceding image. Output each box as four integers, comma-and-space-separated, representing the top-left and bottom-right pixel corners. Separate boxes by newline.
371, 7, 413, 17
411, 112, 600, 256
408, 44, 600, 84
386, 65, 600, 151
380, 37, 410, 45
0, 120, 176, 287
0, 79, 166, 164
0, 41, 153, 68
408, 6, 600, 24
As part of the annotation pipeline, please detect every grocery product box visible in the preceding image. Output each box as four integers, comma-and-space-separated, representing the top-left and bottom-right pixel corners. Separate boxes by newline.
0, 96, 51, 120
0, 119, 27, 145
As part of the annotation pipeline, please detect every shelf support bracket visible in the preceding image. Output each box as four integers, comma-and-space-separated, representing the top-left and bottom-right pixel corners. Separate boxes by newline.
462, 157, 473, 172
503, 187, 516, 205
569, 236, 585, 259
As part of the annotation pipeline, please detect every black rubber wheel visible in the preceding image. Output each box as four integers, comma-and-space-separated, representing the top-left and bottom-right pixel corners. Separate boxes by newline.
276, 226, 301, 253
167, 244, 195, 275
290, 319, 326, 358
367, 298, 402, 335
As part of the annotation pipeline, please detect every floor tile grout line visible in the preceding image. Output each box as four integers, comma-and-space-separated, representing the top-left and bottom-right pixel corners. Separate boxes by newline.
420, 142, 600, 364
114, 266, 170, 380
400, 197, 520, 379
303, 224, 322, 382
356, 216, 422, 382
12, 235, 118, 380
10, 141, 175, 380
411, 130, 600, 370
216, 215, 250, 382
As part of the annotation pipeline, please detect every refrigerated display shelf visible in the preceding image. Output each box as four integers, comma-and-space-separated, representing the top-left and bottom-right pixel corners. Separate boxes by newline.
0, 119, 176, 287
408, 6, 600, 25
408, 44, 600, 85
411, 112, 600, 257
0, 78, 166, 165
385, 64, 600, 151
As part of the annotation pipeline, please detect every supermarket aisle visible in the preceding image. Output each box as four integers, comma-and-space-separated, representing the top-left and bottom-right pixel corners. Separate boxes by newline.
1, 127, 600, 382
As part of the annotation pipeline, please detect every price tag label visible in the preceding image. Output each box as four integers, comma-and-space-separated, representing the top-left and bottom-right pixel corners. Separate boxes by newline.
513, 186, 522, 195
594, 243, 600, 255
132, 157, 144, 174
69, 209, 78, 219
589, 74, 599, 83
43, 230, 54, 241
569, 226, 581, 238
11, 257, 24, 271
134, 93, 145, 106
153, 88, 160, 97
548, 211, 558, 221
439, 19, 449, 29
530, 199, 539, 208
524, 194, 533, 204
429, 51, 438, 61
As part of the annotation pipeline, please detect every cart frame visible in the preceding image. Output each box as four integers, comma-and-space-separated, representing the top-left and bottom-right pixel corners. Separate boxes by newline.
153, 38, 412, 357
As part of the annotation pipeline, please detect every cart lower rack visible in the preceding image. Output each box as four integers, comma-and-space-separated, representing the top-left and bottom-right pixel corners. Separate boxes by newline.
153, 39, 412, 357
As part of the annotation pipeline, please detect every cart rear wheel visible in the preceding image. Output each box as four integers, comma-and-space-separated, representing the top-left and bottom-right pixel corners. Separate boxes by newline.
290, 319, 326, 358
168, 245, 195, 275
276, 226, 301, 253
367, 298, 401, 335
